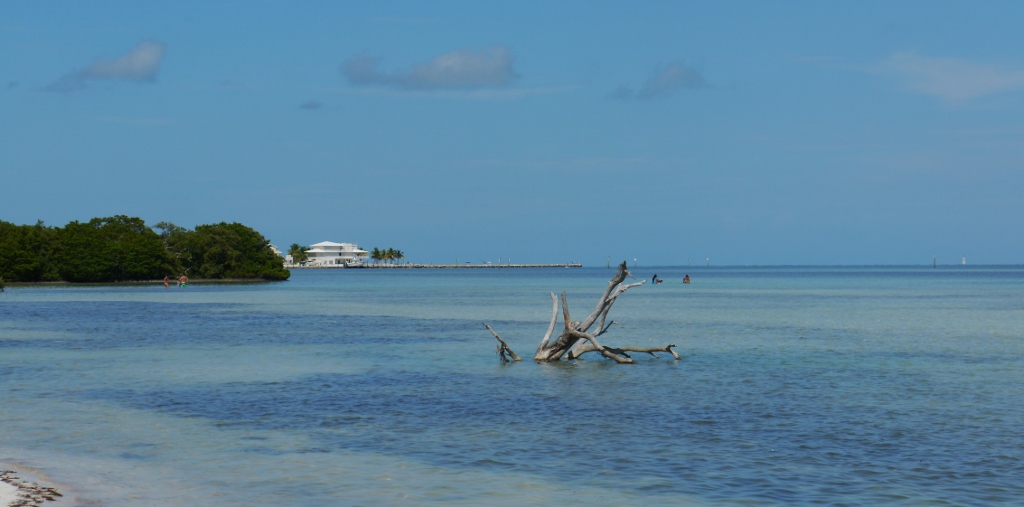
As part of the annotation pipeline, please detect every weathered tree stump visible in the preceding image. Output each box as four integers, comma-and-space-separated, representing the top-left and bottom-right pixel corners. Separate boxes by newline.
483, 261, 678, 364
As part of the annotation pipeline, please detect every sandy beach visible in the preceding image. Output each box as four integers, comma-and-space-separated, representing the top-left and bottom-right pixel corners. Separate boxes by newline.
0, 481, 17, 507
0, 465, 68, 507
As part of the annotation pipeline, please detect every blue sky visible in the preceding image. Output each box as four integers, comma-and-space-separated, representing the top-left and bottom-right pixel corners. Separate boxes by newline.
2, 1, 1023, 265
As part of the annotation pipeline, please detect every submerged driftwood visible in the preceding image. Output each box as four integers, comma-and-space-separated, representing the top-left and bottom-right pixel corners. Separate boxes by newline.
484, 261, 678, 364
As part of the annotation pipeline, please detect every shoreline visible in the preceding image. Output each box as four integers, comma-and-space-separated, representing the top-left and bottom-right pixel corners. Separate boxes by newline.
3, 278, 280, 287
0, 466, 67, 507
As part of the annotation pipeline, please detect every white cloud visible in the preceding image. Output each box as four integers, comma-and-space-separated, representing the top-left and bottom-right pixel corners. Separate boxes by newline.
44, 40, 166, 93
611, 61, 705, 100
341, 47, 519, 89
81, 40, 165, 81
879, 52, 1024, 102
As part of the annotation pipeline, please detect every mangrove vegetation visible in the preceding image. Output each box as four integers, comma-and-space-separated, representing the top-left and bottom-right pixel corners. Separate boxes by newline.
0, 216, 289, 283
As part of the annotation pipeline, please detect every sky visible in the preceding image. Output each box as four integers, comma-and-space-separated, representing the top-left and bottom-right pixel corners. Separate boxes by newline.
2, 1, 1024, 266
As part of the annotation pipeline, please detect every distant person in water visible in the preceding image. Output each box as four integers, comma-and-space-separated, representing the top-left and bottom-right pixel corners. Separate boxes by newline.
653, 274, 657, 283
178, 274, 188, 287
683, 274, 690, 284
163, 275, 170, 288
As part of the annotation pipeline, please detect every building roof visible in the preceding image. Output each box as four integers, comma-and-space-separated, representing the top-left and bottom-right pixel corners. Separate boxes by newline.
309, 241, 348, 247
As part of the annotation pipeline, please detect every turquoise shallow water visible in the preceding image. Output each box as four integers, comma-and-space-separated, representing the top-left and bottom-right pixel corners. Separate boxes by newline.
1, 266, 1023, 506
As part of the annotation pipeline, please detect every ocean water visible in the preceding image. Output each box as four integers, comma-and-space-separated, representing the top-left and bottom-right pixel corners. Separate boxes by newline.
1, 266, 1023, 506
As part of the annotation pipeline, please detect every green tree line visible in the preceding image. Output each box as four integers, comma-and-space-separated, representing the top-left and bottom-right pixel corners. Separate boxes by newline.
0, 216, 289, 283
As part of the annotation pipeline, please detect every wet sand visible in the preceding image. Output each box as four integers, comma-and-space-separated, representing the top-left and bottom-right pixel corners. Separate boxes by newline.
0, 465, 69, 507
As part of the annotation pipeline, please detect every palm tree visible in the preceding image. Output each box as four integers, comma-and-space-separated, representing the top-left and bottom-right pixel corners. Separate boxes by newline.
370, 247, 382, 265
385, 248, 396, 264
287, 244, 309, 264
395, 250, 405, 265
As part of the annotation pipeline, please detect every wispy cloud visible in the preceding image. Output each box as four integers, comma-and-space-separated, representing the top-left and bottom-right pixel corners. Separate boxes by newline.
43, 40, 166, 93
611, 61, 706, 100
878, 52, 1024, 102
331, 85, 574, 101
341, 47, 519, 90
299, 99, 324, 110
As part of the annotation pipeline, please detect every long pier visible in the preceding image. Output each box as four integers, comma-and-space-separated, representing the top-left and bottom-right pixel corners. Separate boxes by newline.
289, 263, 582, 269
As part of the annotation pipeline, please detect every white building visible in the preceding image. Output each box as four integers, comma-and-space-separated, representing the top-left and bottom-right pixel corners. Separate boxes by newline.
304, 241, 368, 266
